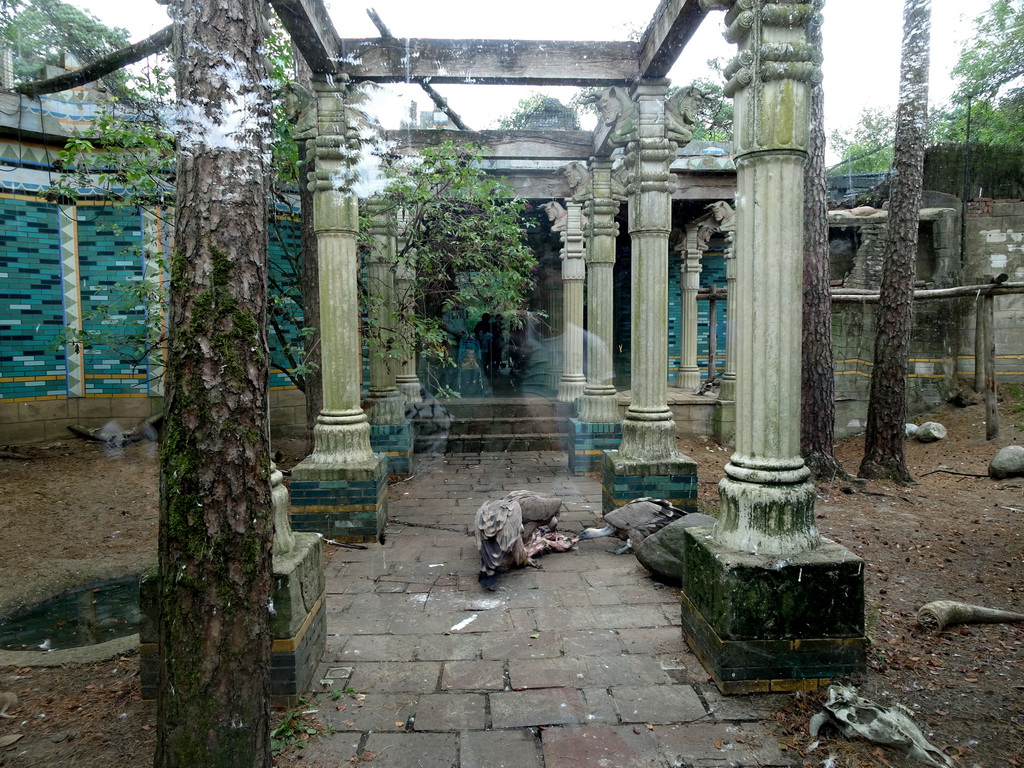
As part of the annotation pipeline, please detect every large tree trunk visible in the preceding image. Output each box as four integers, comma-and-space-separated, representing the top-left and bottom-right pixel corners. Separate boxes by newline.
294, 51, 322, 454
155, 0, 274, 764
860, 0, 931, 483
800, 19, 842, 480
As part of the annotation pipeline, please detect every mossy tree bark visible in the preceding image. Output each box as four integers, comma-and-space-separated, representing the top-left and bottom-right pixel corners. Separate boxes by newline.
155, 0, 274, 764
295, 53, 322, 455
860, 0, 931, 483
801, 21, 842, 480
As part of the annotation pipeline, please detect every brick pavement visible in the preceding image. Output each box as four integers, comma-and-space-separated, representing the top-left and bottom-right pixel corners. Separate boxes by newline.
294, 451, 795, 767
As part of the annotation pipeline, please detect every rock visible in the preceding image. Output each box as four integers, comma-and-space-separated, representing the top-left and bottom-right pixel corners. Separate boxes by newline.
988, 445, 1024, 480
905, 423, 919, 437
634, 513, 717, 585
914, 422, 947, 442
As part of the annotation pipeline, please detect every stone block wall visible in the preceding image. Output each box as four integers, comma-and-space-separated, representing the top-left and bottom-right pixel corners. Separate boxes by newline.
829, 203, 1023, 438
963, 199, 1024, 379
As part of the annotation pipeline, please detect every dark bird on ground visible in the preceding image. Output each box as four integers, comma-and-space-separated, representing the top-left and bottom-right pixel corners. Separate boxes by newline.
474, 490, 566, 590
578, 497, 692, 554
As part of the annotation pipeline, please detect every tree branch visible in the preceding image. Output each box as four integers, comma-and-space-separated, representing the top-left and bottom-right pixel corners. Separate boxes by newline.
365, 8, 470, 131
16, 26, 173, 97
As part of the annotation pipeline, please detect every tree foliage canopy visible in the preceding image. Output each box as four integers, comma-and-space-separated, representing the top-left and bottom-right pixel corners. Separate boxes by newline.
941, 0, 1024, 147
1, 0, 131, 93
365, 141, 537, 370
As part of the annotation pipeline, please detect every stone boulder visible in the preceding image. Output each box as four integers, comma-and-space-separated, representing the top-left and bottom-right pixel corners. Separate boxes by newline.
634, 513, 717, 585
914, 422, 947, 443
989, 445, 1024, 480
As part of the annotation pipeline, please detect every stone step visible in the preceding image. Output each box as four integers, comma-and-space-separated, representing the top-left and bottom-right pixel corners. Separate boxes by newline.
408, 396, 569, 454
448, 417, 564, 436
417, 432, 567, 454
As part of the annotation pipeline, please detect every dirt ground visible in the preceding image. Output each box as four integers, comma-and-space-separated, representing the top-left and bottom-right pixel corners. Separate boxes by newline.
0, 391, 1021, 768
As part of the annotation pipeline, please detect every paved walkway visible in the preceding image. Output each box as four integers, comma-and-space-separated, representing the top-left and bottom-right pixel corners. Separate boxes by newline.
299, 451, 793, 767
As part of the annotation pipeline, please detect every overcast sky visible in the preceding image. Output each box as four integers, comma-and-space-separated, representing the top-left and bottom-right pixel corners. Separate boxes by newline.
73, 0, 985, 158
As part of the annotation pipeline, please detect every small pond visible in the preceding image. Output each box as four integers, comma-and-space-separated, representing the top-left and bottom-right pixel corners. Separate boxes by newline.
0, 576, 140, 652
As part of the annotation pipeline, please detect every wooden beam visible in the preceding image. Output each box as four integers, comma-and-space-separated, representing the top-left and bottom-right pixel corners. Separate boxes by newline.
638, 0, 709, 79
270, 0, 344, 73
337, 38, 639, 85
384, 129, 594, 160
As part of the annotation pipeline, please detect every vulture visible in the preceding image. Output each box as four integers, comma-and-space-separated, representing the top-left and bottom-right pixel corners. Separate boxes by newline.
578, 497, 692, 554
474, 490, 573, 590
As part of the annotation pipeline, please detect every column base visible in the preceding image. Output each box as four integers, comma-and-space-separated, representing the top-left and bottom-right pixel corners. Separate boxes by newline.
680, 528, 866, 694
290, 454, 388, 542
139, 533, 327, 708
712, 398, 735, 446
600, 450, 698, 513
370, 420, 414, 477
568, 418, 622, 475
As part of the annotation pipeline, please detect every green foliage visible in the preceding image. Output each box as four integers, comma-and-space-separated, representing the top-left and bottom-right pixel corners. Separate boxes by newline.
47, 63, 175, 209
945, 0, 1024, 147
363, 141, 537, 376
497, 93, 579, 131
952, 0, 1024, 101
270, 699, 331, 754
828, 107, 896, 174
0, 0, 131, 92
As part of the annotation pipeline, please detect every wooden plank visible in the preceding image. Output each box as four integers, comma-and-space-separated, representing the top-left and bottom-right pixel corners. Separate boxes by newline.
384, 129, 594, 160
638, 0, 708, 78
337, 38, 639, 85
270, 0, 343, 73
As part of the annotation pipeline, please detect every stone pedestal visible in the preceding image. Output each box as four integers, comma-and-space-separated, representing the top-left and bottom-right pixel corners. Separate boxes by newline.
139, 535, 326, 708
268, 533, 326, 706
568, 418, 622, 475
601, 451, 698, 514
370, 420, 415, 476
290, 457, 388, 542
712, 398, 735, 445
142, 466, 326, 708
680, 528, 865, 693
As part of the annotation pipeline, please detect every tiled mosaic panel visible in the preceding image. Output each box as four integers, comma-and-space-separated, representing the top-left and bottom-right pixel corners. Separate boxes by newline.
0, 197, 66, 400
268, 215, 304, 389
76, 204, 150, 395
1, 193, 308, 402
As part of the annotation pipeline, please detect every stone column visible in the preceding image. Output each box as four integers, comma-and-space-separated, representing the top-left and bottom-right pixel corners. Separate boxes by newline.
619, 81, 684, 462
718, 239, 738, 401
570, 159, 622, 474
677, 225, 703, 391
364, 197, 406, 425
680, 0, 864, 693
365, 197, 414, 476
600, 81, 697, 512
715, 218, 737, 445
578, 159, 620, 423
289, 75, 388, 542
394, 210, 422, 403
557, 201, 587, 404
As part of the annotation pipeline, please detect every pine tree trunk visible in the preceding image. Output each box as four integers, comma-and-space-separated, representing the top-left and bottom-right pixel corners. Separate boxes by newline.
801, 20, 841, 480
294, 53, 322, 454
860, 0, 931, 483
155, 0, 274, 764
